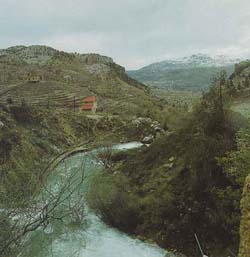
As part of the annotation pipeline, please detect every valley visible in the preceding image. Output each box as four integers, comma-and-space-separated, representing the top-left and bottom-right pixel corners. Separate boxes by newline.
0, 46, 250, 257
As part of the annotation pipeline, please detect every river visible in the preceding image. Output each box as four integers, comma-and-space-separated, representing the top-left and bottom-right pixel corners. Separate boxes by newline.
18, 142, 171, 257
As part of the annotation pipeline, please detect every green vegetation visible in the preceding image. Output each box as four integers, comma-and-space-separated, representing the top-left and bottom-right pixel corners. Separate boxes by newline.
87, 171, 140, 233
2, 46, 250, 257
0, 102, 156, 201
0, 99, 164, 256
219, 128, 250, 257
0, 45, 162, 119
87, 72, 250, 256
130, 66, 234, 92
239, 175, 250, 257
232, 100, 250, 120
0, 44, 170, 254
234, 61, 250, 76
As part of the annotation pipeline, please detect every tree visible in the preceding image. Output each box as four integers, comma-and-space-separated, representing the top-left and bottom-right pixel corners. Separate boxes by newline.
219, 70, 227, 86
6, 97, 13, 105
210, 70, 227, 114
0, 159, 87, 256
226, 79, 236, 96
226, 79, 233, 89
220, 129, 250, 186
244, 77, 250, 88
238, 82, 242, 91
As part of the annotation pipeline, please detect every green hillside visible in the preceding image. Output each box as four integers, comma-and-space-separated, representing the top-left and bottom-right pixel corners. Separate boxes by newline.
0, 45, 161, 118
0, 46, 170, 257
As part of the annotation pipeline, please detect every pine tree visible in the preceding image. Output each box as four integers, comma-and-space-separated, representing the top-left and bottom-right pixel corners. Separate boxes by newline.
229, 79, 234, 88
226, 79, 236, 96
238, 82, 242, 91
244, 77, 250, 88
219, 70, 227, 86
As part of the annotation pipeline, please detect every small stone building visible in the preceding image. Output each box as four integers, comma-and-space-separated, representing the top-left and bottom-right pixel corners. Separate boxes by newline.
81, 96, 97, 113
26, 73, 42, 83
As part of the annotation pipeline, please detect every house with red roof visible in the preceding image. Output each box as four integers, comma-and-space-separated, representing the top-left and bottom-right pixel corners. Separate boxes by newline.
81, 96, 97, 113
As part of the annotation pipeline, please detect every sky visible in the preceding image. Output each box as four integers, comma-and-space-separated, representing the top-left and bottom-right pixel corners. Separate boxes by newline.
0, 0, 250, 69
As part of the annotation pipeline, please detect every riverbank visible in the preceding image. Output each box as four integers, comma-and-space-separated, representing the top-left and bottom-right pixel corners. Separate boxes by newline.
86, 96, 244, 257
0, 106, 130, 205
8, 141, 172, 257
0, 102, 168, 204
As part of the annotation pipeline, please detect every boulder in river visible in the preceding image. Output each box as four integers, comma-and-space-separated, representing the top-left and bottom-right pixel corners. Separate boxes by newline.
142, 135, 154, 144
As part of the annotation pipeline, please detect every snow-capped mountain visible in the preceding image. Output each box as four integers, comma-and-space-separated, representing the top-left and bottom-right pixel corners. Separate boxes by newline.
136, 54, 240, 72
128, 54, 241, 91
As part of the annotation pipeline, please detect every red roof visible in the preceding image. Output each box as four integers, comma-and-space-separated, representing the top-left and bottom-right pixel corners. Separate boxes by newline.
83, 96, 96, 103
82, 103, 94, 110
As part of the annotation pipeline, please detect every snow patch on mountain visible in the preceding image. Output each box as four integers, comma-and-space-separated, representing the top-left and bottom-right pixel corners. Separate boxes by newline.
136, 54, 241, 73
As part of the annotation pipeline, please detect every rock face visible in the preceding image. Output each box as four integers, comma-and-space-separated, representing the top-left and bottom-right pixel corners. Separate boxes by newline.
142, 135, 154, 144
80, 53, 113, 65
130, 117, 165, 144
0, 45, 57, 64
239, 175, 250, 257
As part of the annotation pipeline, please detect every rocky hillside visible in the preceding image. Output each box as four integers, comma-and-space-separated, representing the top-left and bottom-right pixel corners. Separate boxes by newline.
128, 54, 239, 92
0, 45, 159, 117
229, 60, 250, 96
0, 45, 166, 215
228, 60, 250, 257
0, 46, 168, 257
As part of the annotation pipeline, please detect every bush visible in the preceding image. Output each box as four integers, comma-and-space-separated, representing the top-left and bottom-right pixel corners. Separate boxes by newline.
87, 171, 141, 232
10, 100, 34, 123
0, 214, 14, 257
114, 86, 240, 256
0, 130, 20, 164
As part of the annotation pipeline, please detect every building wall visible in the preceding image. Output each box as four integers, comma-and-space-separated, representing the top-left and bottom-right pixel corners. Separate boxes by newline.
80, 100, 97, 113
92, 101, 97, 113
27, 75, 42, 82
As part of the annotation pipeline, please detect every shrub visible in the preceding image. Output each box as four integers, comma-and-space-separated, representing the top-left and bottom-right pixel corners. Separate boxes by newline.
10, 100, 34, 123
87, 171, 141, 232
0, 214, 14, 257
0, 130, 20, 164
6, 97, 13, 105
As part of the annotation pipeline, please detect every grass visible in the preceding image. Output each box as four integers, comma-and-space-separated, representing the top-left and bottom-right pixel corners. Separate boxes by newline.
151, 88, 200, 110
0, 105, 146, 205
232, 98, 250, 120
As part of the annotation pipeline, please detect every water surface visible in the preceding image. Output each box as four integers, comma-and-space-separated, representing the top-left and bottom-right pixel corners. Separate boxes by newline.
19, 142, 169, 257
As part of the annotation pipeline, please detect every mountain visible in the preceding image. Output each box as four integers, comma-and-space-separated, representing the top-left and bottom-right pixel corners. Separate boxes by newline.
0, 45, 161, 117
128, 54, 240, 92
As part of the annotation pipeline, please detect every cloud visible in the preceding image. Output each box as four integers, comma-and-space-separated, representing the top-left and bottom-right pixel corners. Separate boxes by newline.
0, 0, 250, 69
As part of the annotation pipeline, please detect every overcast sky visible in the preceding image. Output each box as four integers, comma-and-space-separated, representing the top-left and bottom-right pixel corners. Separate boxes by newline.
0, 0, 250, 69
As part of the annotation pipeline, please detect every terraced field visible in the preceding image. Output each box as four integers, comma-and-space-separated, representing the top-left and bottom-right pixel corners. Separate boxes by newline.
0, 81, 93, 108
0, 84, 20, 96
0, 46, 164, 117
0, 79, 149, 116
